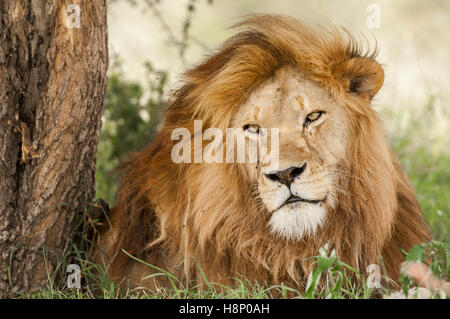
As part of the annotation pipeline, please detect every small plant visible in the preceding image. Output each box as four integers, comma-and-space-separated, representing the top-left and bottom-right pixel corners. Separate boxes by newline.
399, 241, 449, 298
303, 244, 375, 299
96, 60, 168, 204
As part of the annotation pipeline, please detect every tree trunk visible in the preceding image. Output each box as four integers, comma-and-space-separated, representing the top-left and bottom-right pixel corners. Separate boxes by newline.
0, 0, 108, 295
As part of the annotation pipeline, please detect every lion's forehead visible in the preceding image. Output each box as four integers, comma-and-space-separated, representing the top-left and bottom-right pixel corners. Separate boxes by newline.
234, 67, 334, 126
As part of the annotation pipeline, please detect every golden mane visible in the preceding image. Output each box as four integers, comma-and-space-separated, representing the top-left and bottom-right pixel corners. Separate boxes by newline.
97, 14, 431, 291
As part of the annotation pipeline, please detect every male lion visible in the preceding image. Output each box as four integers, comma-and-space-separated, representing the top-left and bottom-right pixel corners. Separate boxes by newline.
94, 14, 432, 293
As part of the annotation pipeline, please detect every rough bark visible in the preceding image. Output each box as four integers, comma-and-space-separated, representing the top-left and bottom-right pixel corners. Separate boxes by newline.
0, 0, 108, 295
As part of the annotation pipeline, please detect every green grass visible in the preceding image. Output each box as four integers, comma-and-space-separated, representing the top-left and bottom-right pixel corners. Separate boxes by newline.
386, 97, 449, 243
395, 145, 449, 243
16, 239, 448, 299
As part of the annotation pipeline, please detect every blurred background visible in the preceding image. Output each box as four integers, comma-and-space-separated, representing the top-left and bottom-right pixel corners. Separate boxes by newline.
97, 0, 449, 242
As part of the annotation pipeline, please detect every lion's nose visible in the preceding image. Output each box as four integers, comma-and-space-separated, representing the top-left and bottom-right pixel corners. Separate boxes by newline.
265, 163, 307, 186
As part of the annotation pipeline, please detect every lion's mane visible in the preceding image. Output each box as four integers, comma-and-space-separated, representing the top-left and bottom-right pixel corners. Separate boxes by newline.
103, 14, 431, 290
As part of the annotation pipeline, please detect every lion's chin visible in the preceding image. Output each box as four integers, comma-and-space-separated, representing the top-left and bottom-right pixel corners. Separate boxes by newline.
268, 202, 326, 241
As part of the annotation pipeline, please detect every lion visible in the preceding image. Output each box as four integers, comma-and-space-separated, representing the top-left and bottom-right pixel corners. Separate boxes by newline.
94, 14, 432, 294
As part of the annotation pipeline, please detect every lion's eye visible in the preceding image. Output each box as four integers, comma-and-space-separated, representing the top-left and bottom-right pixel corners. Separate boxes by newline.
304, 111, 324, 126
243, 124, 260, 134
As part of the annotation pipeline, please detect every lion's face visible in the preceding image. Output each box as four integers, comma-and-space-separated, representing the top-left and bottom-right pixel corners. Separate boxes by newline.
232, 67, 349, 241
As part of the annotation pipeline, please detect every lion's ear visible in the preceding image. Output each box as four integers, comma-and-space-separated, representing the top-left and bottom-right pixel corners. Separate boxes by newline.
333, 57, 384, 101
